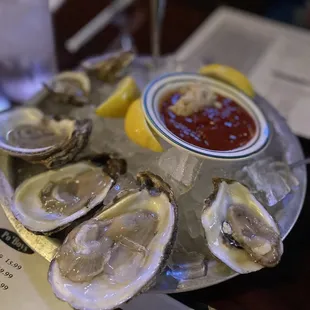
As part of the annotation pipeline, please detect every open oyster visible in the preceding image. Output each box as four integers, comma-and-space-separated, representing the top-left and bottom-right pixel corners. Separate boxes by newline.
0, 107, 92, 168
45, 71, 91, 106
201, 178, 283, 274
12, 159, 122, 235
48, 172, 178, 310
82, 51, 135, 83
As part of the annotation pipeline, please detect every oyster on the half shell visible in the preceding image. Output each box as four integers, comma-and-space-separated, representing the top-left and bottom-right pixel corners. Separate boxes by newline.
48, 172, 178, 310
44, 71, 91, 106
82, 51, 135, 83
201, 178, 283, 274
0, 107, 92, 168
11, 158, 124, 235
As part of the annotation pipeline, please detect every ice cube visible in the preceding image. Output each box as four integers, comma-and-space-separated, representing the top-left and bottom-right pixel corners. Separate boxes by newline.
148, 147, 203, 197
89, 82, 115, 107
93, 118, 143, 157
237, 157, 299, 207
158, 148, 202, 187
70, 106, 145, 158
270, 161, 300, 190
184, 209, 201, 239
177, 192, 205, 239
69, 105, 98, 120
126, 149, 159, 175
167, 248, 207, 280
130, 58, 153, 90
176, 229, 196, 252
168, 226, 207, 280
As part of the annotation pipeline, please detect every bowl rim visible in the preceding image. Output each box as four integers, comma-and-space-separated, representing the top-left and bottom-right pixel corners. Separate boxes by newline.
142, 72, 270, 160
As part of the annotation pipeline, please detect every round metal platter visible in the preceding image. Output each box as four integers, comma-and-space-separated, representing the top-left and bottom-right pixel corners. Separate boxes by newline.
0, 57, 306, 294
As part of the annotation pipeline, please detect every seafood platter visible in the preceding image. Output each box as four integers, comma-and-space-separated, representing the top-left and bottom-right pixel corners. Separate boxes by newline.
0, 51, 306, 310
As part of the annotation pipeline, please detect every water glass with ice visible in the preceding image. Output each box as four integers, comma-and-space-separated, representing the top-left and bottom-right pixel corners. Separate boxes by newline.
0, 0, 57, 103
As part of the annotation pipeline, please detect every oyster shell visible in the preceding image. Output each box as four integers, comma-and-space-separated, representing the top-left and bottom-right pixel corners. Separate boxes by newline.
82, 51, 135, 83
12, 162, 116, 235
45, 71, 91, 106
48, 172, 178, 310
201, 178, 283, 274
0, 107, 92, 168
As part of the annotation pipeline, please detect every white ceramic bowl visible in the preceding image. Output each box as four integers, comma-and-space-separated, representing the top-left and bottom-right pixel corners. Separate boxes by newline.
142, 72, 270, 159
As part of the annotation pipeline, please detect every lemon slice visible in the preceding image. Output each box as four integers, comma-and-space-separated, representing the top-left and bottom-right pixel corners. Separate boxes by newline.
125, 99, 163, 152
199, 64, 255, 98
96, 76, 140, 117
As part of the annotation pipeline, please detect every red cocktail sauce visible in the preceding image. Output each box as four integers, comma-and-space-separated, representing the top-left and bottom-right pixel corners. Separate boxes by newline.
160, 92, 257, 151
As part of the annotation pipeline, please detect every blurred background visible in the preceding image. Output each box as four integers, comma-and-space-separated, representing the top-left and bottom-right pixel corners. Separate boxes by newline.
52, 0, 310, 69
2, 0, 309, 104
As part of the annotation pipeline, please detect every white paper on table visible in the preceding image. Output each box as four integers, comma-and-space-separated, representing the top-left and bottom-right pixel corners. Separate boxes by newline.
250, 37, 310, 138
0, 202, 71, 309
176, 6, 310, 139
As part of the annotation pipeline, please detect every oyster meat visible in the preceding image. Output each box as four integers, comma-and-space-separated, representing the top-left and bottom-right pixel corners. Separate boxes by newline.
201, 178, 283, 274
0, 107, 92, 168
48, 172, 178, 310
12, 162, 114, 235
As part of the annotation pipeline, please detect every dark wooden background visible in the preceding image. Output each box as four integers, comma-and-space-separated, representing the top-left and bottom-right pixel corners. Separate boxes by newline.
52, 1, 310, 309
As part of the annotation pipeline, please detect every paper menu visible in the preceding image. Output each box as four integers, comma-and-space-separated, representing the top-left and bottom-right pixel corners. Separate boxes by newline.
250, 37, 310, 137
0, 204, 71, 309
0, 152, 67, 309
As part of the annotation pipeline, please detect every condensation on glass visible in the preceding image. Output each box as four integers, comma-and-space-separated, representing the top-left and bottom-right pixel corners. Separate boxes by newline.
0, 0, 57, 103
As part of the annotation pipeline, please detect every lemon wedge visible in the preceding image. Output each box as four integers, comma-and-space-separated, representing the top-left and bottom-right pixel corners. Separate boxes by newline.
96, 76, 140, 117
199, 64, 255, 98
125, 99, 163, 152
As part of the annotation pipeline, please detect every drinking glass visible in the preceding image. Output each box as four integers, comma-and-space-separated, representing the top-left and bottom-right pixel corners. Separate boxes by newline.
150, 0, 166, 61
0, 0, 57, 103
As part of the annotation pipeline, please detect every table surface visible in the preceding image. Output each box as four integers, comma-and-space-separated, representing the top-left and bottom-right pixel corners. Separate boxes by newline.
52, 2, 310, 309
